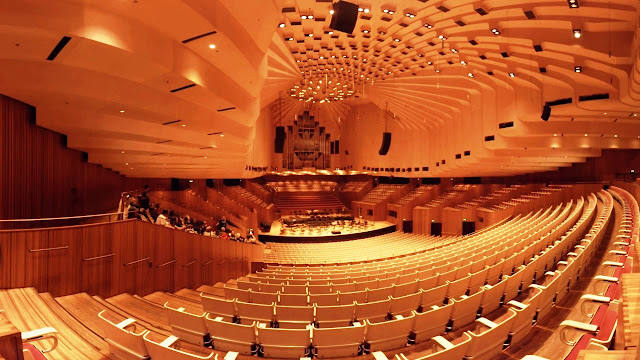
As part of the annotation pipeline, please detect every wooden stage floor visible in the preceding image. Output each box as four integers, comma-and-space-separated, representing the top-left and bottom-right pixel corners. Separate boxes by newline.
259, 219, 397, 243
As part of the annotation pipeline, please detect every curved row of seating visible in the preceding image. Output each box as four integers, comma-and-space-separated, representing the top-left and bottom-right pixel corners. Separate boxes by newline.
260, 206, 563, 279
110, 193, 598, 359
5, 188, 632, 360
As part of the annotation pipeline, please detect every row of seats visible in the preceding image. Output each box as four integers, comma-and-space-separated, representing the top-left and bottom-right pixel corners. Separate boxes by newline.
554, 187, 637, 359
396, 191, 607, 359
135, 194, 597, 359
261, 207, 563, 278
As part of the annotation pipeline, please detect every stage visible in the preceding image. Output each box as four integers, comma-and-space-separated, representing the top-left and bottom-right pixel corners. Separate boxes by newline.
259, 219, 397, 243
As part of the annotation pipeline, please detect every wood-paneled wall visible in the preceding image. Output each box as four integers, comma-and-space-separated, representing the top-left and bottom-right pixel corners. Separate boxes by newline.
0, 220, 264, 298
0, 94, 125, 220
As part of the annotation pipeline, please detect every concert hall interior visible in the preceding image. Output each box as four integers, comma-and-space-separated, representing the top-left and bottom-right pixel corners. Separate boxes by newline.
1, 0, 640, 359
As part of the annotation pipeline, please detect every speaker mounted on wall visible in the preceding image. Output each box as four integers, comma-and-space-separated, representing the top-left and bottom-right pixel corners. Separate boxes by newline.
378, 132, 392, 155
274, 126, 285, 153
329, 0, 359, 34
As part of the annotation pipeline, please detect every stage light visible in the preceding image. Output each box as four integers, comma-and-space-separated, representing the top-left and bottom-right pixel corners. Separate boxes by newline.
208, 44, 216, 49
508, 72, 515, 77
491, 28, 501, 35
574, 66, 582, 73
278, 23, 285, 28
467, 72, 474, 78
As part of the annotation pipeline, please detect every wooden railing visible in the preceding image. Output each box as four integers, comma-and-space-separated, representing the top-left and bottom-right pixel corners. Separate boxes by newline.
0, 220, 264, 299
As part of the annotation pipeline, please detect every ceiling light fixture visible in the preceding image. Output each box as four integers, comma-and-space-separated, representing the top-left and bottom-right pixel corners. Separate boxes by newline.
467, 72, 474, 78
278, 23, 285, 28
208, 44, 216, 49
574, 66, 582, 73
573, 29, 582, 38
491, 28, 501, 35
508, 72, 515, 77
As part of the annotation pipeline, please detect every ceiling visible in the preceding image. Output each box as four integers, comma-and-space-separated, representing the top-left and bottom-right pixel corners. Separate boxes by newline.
0, 0, 639, 178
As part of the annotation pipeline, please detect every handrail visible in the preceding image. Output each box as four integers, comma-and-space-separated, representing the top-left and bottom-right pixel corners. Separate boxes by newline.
124, 257, 149, 266
182, 259, 198, 267
157, 259, 177, 268
29, 246, 69, 252
202, 259, 215, 266
83, 253, 115, 261
0, 211, 124, 222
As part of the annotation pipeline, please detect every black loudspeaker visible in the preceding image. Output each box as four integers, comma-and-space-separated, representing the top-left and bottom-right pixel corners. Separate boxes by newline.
402, 220, 413, 233
603, 184, 610, 190
171, 178, 180, 191
378, 132, 392, 155
334, 140, 340, 153
206, 179, 214, 188
274, 126, 285, 153
329, 0, 359, 34
330, 142, 335, 154
541, 104, 551, 121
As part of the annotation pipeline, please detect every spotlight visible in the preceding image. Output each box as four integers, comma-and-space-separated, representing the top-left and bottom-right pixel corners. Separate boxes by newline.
573, 29, 582, 38
567, 0, 579, 8
278, 23, 285, 28
451, 48, 458, 53
574, 66, 582, 73
467, 72, 474, 78
329, 9, 334, 14
208, 44, 216, 49
460, 60, 467, 65
423, 23, 433, 28
491, 28, 501, 35
508, 72, 515, 77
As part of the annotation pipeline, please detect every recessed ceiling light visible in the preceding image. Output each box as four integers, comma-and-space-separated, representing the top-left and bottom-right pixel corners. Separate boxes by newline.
467, 72, 474, 78
438, 35, 446, 40
329, 9, 334, 15
220, 134, 224, 137
508, 72, 515, 77
460, 60, 467, 65
573, 29, 582, 38
181, 124, 186, 127
208, 44, 216, 49
451, 48, 458, 53
491, 28, 501, 35
614, 134, 618, 137
584, 134, 588, 136
574, 66, 582, 73
119, 110, 125, 113
121, 151, 125, 153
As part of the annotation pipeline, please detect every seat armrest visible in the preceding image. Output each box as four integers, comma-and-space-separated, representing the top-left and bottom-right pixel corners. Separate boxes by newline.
580, 294, 611, 317
160, 335, 179, 347
507, 300, 528, 311
529, 284, 546, 290
559, 320, 598, 346
432, 336, 454, 350
475, 317, 498, 330
609, 250, 627, 256
372, 351, 389, 360
602, 261, 624, 267
522, 356, 550, 360
116, 318, 137, 330
22, 327, 59, 353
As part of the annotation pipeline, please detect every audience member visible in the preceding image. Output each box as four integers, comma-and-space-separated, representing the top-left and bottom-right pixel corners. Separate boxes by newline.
156, 209, 168, 226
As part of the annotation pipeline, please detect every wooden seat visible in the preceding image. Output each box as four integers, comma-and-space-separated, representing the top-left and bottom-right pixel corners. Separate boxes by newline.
204, 315, 257, 355
163, 303, 210, 346
312, 324, 365, 358
256, 326, 312, 358
98, 310, 150, 360
315, 304, 355, 328
142, 332, 214, 359
364, 313, 415, 352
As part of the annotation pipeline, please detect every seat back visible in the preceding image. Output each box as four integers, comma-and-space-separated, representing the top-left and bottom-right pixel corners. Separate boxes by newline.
236, 301, 274, 325
355, 299, 391, 322
224, 287, 250, 302
279, 293, 309, 306
275, 305, 314, 329
393, 280, 419, 298
163, 303, 209, 346
413, 332, 472, 360
366, 286, 394, 303
420, 283, 448, 308
312, 325, 366, 358
310, 293, 338, 306
316, 304, 355, 328
251, 291, 279, 305
389, 292, 422, 317
364, 313, 415, 352
142, 333, 213, 360
204, 315, 256, 355
200, 293, 236, 322
257, 327, 312, 358
411, 304, 453, 344
338, 290, 367, 305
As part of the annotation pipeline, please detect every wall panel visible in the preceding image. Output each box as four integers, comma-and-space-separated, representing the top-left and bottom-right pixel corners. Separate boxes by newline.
0, 94, 126, 221
0, 220, 264, 298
